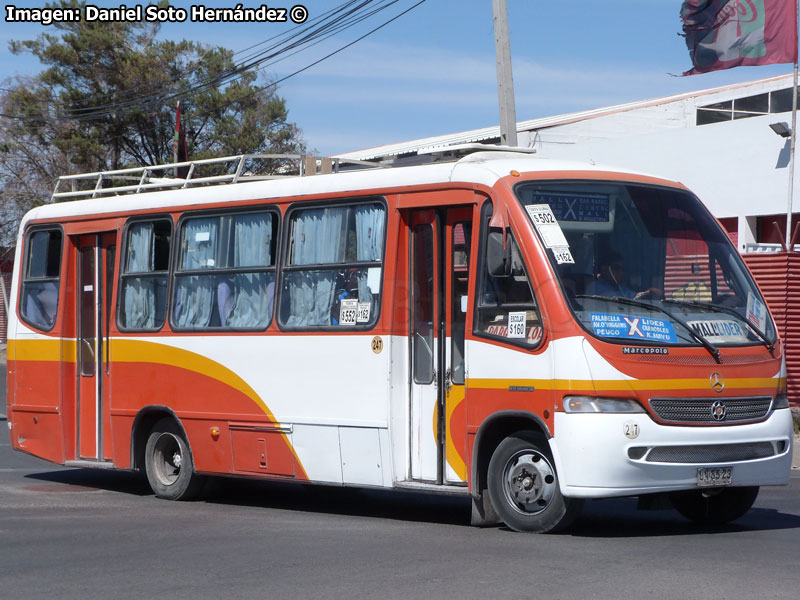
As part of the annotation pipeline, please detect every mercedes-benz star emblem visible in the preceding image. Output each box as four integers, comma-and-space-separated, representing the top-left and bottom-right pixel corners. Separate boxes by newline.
711, 400, 728, 421
710, 372, 725, 393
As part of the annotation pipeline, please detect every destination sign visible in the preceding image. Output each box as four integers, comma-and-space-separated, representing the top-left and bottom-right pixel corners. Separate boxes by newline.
527, 192, 610, 223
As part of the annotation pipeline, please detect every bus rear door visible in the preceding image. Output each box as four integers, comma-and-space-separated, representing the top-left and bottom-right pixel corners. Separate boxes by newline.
75, 232, 116, 462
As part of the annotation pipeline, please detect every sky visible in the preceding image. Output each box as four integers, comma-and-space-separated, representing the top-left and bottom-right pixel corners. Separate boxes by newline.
1, 0, 796, 158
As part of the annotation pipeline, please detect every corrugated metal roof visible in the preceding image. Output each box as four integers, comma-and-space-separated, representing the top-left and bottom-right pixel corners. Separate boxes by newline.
743, 252, 800, 407
334, 73, 794, 161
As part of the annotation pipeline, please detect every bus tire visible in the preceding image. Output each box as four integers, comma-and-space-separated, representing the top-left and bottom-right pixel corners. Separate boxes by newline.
144, 418, 205, 501
670, 486, 759, 525
487, 431, 583, 533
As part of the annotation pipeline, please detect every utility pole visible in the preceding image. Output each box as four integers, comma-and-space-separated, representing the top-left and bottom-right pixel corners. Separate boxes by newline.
493, 0, 518, 146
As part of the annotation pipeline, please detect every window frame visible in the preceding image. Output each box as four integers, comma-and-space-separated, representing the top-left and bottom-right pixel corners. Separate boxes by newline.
277, 196, 388, 332
116, 215, 174, 333
19, 225, 64, 332
169, 205, 281, 333
472, 201, 544, 350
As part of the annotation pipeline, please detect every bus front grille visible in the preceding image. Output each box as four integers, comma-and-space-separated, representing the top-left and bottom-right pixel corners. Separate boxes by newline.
648, 397, 772, 425
642, 442, 776, 464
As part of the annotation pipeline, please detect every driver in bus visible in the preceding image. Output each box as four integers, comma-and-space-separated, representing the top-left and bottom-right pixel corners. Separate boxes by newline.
588, 251, 662, 300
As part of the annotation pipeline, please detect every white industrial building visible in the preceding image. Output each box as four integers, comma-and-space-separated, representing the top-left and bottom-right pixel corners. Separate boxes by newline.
336, 73, 800, 253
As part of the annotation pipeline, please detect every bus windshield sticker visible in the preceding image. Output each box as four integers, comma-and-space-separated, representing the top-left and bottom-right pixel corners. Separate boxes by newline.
687, 319, 749, 343
339, 298, 357, 325
356, 302, 371, 323
746, 293, 767, 331
195, 231, 210, 242
551, 246, 575, 265
590, 313, 678, 343
367, 267, 381, 293
525, 204, 569, 248
507, 312, 526, 338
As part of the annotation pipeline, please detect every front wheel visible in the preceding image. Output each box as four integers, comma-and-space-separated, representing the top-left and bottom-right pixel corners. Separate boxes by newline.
670, 486, 759, 525
487, 432, 583, 533
145, 418, 205, 501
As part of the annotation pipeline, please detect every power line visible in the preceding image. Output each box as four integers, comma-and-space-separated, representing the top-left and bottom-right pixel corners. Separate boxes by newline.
2, 0, 414, 123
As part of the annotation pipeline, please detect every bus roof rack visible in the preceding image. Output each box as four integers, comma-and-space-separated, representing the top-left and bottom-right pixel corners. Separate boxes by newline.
50, 153, 384, 201
51, 144, 538, 201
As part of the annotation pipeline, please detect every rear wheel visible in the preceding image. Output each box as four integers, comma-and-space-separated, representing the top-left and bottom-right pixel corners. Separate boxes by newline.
670, 486, 759, 525
487, 432, 583, 533
144, 418, 205, 500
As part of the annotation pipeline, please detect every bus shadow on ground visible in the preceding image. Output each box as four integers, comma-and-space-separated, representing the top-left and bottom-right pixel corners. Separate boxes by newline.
201, 476, 475, 526
24, 469, 473, 526
24, 468, 153, 497
567, 497, 800, 538
24, 469, 800, 535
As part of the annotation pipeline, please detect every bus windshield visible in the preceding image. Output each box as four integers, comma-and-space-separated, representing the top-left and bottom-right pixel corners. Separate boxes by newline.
515, 181, 776, 348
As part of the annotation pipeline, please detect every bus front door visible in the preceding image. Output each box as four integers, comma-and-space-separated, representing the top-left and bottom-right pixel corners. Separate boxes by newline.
76, 233, 116, 461
409, 207, 473, 484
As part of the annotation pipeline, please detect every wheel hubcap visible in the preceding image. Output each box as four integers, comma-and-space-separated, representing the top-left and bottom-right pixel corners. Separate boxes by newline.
502, 449, 557, 516
152, 432, 182, 486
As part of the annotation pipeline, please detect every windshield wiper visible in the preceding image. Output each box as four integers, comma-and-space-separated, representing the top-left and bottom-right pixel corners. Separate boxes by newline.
660, 298, 775, 354
575, 294, 721, 363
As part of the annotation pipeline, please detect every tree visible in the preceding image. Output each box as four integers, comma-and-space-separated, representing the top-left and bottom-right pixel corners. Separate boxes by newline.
0, 0, 305, 244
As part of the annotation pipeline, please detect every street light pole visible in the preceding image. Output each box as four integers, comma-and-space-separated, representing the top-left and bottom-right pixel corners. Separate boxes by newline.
786, 0, 799, 251
493, 0, 518, 147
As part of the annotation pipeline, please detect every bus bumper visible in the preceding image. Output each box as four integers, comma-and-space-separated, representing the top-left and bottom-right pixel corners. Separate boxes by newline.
550, 409, 794, 499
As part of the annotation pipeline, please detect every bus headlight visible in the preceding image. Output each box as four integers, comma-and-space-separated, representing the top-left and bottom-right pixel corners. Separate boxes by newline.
563, 396, 645, 413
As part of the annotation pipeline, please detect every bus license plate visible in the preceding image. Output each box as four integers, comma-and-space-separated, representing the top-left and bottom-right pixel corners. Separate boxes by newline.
696, 467, 732, 487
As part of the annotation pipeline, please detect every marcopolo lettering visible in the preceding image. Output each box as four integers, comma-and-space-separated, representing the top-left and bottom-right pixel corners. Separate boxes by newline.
622, 347, 669, 355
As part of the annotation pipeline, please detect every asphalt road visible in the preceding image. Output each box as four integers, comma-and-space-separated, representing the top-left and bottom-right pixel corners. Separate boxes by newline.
3, 348, 800, 599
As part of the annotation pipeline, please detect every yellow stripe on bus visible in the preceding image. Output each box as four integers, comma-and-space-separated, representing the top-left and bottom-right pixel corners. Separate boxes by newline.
8, 338, 77, 362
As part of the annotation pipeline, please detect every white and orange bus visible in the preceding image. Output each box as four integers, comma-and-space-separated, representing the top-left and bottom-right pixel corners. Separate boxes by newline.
6, 148, 793, 532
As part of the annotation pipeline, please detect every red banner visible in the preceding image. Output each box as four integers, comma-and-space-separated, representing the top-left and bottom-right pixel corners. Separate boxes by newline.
681, 0, 797, 75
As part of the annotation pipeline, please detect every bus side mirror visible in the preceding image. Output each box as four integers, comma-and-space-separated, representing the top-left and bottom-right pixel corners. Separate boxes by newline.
487, 231, 511, 277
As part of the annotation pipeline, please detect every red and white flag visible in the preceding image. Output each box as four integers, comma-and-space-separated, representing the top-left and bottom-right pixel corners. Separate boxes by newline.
681, 0, 797, 75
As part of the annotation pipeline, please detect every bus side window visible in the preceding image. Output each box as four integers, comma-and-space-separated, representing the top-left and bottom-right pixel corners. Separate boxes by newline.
474, 206, 543, 348
171, 210, 277, 331
280, 201, 385, 329
20, 229, 63, 331
118, 220, 171, 331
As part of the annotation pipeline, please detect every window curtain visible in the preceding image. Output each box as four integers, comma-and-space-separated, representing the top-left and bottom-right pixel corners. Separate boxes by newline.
123, 278, 158, 329
354, 205, 385, 304
127, 223, 154, 272
225, 273, 273, 328
173, 275, 213, 328
173, 218, 218, 327
233, 213, 272, 267
285, 208, 344, 326
122, 223, 156, 328
223, 214, 274, 328
291, 207, 345, 264
182, 218, 218, 269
